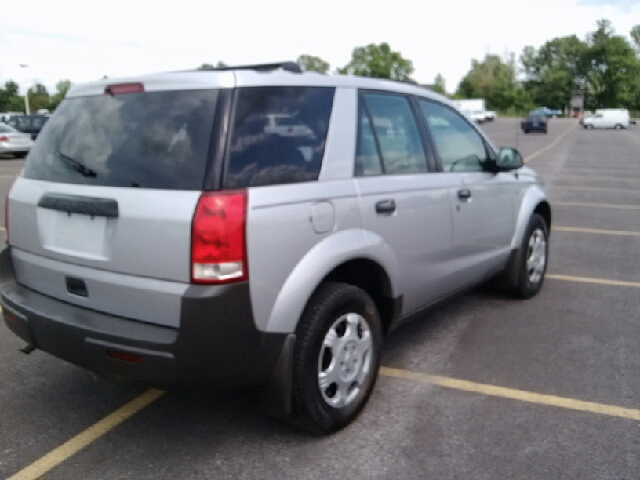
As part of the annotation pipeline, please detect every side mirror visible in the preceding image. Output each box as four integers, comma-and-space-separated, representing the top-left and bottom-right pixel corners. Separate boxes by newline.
496, 147, 523, 170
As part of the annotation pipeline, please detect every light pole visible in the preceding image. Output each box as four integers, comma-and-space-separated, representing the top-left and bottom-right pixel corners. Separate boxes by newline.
20, 64, 30, 115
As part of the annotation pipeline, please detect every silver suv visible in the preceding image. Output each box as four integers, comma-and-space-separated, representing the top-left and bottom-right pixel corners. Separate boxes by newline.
1, 62, 550, 434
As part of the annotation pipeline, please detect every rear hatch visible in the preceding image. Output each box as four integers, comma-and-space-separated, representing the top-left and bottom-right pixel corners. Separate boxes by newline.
7, 79, 225, 327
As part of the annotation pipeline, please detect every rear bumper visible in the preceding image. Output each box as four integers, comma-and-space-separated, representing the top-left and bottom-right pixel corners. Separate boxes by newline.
0, 144, 31, 154
0, 247, 288, 390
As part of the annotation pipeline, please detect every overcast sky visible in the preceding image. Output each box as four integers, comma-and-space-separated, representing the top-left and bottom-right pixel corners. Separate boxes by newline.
1, 0, 639, 97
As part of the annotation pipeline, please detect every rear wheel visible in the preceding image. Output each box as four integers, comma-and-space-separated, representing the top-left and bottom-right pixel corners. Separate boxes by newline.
615, 124, 622, 130
13, 152, 27, 159
291, 282, 382, 434
524, 129, 529, 134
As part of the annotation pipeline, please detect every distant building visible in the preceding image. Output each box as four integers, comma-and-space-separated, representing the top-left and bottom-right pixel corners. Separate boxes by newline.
570, 90, 584, 118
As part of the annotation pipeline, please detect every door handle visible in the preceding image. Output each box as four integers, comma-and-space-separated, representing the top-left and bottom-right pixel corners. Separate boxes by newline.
375, 199, 396, 215
457, 189, 472, 201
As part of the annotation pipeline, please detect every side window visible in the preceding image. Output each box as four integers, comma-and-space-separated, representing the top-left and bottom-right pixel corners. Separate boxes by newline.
360, 93, 427, 175
225, 86, 335, 189
355, 104, 382, 176
418, 99, 488, 172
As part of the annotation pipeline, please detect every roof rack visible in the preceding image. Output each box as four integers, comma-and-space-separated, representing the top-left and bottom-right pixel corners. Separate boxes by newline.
210, 61, 302, 74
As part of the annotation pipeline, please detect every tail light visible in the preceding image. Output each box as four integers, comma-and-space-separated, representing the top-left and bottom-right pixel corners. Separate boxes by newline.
191, 191, 247, 284
0, 136, 8, 142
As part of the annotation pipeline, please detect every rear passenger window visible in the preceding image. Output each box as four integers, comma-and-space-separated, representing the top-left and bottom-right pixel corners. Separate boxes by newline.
224, 87, 335, 188
358, 93, 427, 175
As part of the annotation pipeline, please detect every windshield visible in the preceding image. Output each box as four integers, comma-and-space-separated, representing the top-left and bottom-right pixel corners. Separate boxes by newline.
23, 89, 219, 190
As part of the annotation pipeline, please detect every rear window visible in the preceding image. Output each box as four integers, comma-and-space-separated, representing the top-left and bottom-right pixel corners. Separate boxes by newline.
224, 86, 335, 189
23, 89, 219, 190
0, 124, 17, 133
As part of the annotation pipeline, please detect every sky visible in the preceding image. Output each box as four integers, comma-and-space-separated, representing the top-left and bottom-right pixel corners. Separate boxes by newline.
1, 0, 639, 97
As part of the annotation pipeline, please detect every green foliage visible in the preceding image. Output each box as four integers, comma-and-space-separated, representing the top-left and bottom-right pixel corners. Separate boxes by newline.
47, 79, 72, 111
456, 54, 519, 111
0, 80, 24, 112
197, 61, 226, 71
518, 20, 640, 112
26, 83, 50, 112
584, 20, 640, 110
631, 25, 640, 51
297, 55, 330, 74
338, 43, 414, 81
432, 73, 446, 94
521, 35, 587, 112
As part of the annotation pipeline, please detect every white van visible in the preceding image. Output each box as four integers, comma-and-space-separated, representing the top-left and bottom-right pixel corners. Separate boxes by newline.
582, 109, 630, 129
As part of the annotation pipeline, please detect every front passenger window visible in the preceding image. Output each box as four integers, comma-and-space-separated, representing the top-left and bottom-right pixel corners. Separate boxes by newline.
418, 100, 488, 172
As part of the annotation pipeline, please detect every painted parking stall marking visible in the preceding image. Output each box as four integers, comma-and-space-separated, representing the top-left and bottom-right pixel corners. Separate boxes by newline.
379, 367, 640, 421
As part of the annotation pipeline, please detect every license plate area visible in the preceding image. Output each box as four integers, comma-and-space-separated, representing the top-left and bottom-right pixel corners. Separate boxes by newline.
38, 209, 112, 260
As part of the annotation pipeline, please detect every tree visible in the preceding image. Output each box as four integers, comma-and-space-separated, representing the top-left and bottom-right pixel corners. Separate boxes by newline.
338, 43, 414, 81
520, 35, 587, 112
456, 54, 519, 111
0, 80, 24, 112
297, 55, 330, 74
432, 73, 446, 94
27, 83, 50, 112
47, 79, 72, 111
584, 19, 640, 109
631, 25, 640, 52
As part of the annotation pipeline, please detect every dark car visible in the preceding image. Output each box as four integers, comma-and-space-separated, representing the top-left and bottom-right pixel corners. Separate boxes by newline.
521, 114, 547, 134
6, 114, 50, 140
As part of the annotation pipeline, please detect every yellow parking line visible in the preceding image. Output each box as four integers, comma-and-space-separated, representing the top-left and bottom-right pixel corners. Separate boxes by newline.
524, 121, 578, 163
553, 201, 640, 210
8, 389, 165, 480
379, 367, 640, 421
554, 226, 640, 236
554, 185, 640, 195
547, 274, 640, 288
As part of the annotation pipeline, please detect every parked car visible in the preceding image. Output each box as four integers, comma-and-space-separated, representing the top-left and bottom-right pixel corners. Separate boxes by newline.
581, 109, 630, 129
1, 62, 551, 434
484, 110, 497, 121
521, 113, 548, 134
531, 107, 562, 118
0, 123, 34, 158
5, 114, 50, 140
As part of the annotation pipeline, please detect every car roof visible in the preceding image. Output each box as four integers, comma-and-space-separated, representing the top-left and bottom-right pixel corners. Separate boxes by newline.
66, 67, 455, 108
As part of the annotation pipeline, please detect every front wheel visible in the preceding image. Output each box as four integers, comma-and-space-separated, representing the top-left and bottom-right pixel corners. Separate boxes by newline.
291, 282, 382, 434
513, 214, 549, 298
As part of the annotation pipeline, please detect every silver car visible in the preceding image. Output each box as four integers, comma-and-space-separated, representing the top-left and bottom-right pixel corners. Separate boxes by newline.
1, 63, 550, 434
0, 123, 33, 158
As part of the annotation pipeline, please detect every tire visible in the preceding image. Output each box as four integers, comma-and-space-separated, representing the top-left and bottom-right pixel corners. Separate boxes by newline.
524, 129, 529, 134
512, 214, 549, 299
13, 152, 27, 159
615, 124, 622, 130
291, 282, 382, 434
543, 129, 548, 134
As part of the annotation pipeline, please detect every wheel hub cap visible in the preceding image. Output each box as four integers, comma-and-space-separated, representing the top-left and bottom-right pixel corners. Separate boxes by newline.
317, 313, 372, 408
526, 228, 547, 284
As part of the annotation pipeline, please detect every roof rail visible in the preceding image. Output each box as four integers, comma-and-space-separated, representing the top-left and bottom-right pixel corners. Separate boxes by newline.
211, 61, 302, 73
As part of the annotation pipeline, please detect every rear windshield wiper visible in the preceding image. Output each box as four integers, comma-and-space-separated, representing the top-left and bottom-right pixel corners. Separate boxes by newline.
55, 150, 97, 178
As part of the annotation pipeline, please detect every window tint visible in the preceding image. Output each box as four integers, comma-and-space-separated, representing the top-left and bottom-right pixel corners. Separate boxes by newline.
419, 99, 488, 172
361, 93, 427, 175
355, 104, 382, 176
23, 90, 219, 189
224, 87, 335, 189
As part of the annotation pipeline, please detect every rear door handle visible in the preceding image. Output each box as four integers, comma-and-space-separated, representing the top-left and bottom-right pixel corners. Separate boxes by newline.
375, 199, 396, 215
457, 189, 472, 201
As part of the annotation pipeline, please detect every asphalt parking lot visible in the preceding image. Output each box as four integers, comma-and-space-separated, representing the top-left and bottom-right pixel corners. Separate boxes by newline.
2, 118, 640, 479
